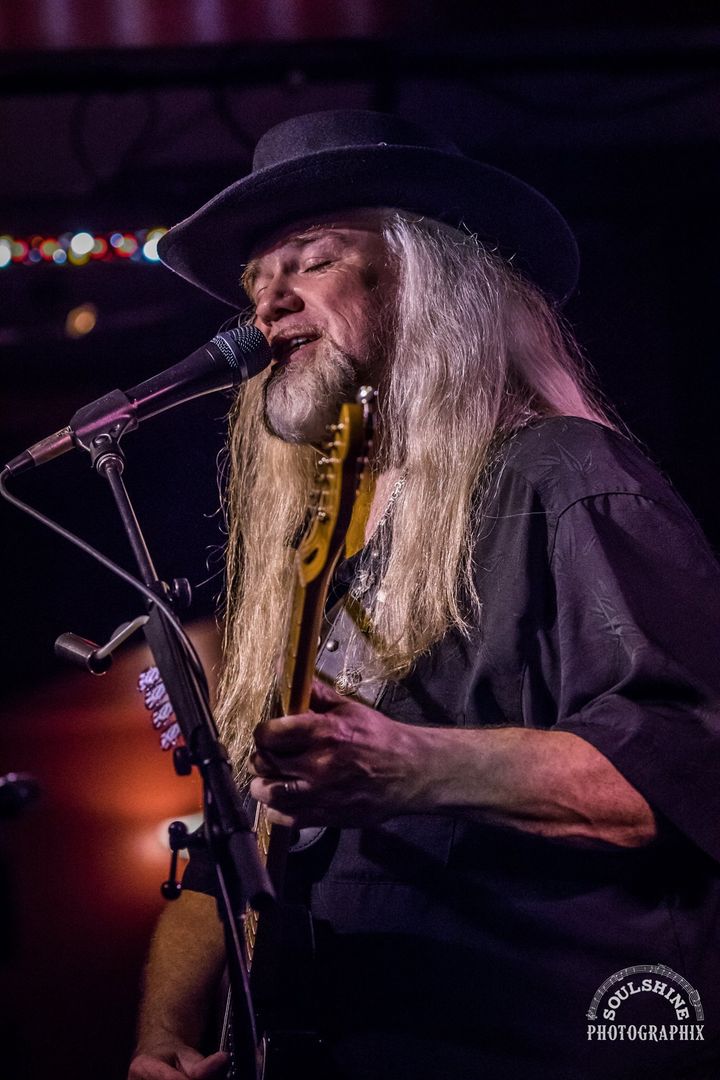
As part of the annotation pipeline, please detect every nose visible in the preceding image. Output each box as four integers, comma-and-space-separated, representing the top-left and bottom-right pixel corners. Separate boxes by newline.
254, 273, 303, 328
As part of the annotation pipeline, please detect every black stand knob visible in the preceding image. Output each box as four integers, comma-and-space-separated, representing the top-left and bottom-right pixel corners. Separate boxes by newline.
161, 819, 189, 900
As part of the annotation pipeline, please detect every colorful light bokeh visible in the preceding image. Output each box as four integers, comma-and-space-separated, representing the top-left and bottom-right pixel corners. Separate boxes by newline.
65, 302, 99, 338
0, 227, 168, 267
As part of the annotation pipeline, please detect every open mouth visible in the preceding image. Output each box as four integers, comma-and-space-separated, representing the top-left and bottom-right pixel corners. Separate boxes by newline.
272, 333, 321, 365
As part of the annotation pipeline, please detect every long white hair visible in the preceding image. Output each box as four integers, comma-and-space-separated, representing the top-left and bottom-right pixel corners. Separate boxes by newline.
214, 212, 614, 772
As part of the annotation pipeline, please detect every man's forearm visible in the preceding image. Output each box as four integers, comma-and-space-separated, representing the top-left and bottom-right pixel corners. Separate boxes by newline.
136, 889, 226, 1053
409, 725, 656, 846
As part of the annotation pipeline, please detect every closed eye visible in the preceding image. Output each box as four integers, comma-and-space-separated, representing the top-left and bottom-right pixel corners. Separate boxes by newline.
304, 260, 333, 272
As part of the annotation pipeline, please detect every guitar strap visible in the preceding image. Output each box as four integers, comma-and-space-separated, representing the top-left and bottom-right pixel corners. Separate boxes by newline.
314, 594, 388, 709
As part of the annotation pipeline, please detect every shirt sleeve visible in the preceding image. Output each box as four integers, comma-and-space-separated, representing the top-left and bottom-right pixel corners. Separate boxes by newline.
548, 491, 720, 862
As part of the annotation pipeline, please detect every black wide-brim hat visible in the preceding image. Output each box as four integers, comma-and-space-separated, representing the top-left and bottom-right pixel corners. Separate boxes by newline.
158, 109, 579, 307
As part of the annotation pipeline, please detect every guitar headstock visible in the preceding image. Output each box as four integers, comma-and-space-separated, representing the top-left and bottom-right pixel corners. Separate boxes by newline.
295, 387, 375, 587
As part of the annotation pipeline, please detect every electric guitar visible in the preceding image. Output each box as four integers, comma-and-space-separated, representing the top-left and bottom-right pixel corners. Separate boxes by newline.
224, 388, 375, 1078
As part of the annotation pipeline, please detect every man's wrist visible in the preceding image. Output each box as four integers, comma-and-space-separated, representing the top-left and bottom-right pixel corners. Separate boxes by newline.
399, 723, 469, 814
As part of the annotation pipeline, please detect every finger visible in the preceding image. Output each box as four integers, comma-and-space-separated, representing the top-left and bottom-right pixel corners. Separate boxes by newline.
248, 748, 283, 777
265, 805, 300, 827
249, 749, 310, 778
128, 1054, 187, 1080
253, 715, 318, 752
310, 676, 349, 709
175, 1048, 207, 1074
186, 1051, 230, 1079
250, 775, 312, 806
249, 779, 300, 826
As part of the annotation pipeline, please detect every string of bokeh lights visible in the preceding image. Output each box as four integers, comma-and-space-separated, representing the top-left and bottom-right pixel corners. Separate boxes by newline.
0, 227, 168, 268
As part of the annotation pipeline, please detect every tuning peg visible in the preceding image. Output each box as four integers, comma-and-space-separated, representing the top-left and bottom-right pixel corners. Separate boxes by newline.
357, 385, 376, 406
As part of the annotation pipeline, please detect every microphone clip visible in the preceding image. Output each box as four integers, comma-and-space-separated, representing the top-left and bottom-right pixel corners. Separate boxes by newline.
71, 389, 137, 456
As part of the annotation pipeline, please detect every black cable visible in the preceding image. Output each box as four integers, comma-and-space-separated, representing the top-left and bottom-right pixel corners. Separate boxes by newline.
0, 466, 207, 683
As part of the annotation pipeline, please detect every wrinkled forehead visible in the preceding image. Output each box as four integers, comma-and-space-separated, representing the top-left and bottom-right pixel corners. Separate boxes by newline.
249, 207, 388, 259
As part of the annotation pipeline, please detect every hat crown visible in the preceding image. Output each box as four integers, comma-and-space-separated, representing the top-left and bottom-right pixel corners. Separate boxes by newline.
253, 109, 460, 171
160, 108, 579, 308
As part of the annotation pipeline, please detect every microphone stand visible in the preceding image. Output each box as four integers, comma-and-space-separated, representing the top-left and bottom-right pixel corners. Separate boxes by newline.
88, 428, 272, 1080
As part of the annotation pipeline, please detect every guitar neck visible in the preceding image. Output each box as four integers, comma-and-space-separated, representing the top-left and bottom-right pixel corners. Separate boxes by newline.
250, 396, 371, 929
245, 561, 342, 965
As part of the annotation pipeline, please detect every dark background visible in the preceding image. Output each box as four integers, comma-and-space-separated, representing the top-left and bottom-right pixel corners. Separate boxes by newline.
1, 3, 719, 1078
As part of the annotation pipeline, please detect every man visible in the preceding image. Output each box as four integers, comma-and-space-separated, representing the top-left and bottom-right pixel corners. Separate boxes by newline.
130, 110, 720, 1079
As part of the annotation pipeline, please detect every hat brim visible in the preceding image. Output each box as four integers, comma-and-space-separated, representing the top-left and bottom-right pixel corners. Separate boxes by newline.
158, 144, 579, 307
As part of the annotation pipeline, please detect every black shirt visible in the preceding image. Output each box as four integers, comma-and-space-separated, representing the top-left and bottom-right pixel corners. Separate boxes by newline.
189, 417, 720, 1079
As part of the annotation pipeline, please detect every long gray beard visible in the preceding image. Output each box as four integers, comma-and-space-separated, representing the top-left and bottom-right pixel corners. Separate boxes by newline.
262, 340, 359, 444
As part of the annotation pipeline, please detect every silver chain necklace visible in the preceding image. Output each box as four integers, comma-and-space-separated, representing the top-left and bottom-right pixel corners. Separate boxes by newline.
349, 472, 406, 602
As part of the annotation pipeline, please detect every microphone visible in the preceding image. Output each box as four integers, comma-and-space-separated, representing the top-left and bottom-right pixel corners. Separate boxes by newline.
5, 325, 271, 476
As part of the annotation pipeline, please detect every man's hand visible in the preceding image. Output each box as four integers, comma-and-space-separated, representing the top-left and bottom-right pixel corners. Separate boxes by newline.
129, 1043, 229, 1080
249, 678, 427, 827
